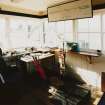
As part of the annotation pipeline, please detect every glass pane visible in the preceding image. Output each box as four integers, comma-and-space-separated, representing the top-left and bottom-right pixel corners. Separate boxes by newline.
10, 37, 29, 48
89, 15, 101, 32
28, 25, 43, 47
0, 18, 6, 49
77, 33, 89, 49
0, 18, 5, 31
77, 18, 89, 32
45, 32, 58, 47
44, 21, 57, 33
64, 33, 73, 42
89, 33, 101, 50
49, 22, 56, 32
65, 20, 73, 33
9, 17, 43, 48
102, 14, 105, 32
10, 19, 28, 32
103, 34, 105, 51
44, 21, 49, 32
56, 21, 65, 33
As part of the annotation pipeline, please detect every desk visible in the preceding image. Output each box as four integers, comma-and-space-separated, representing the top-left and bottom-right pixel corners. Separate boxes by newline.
68, 50, 101, 64
3, 50, 41, 66
20, 53, 55, 74
20, 53, 54, 63
2, 50, 59, 78
79, 51, 100, 64
3, 50, 39, 59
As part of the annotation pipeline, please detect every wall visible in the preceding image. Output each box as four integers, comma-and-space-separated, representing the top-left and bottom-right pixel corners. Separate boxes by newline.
65, 52, 105, 89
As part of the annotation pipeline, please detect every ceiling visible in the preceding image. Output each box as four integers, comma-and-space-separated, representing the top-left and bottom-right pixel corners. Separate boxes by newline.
0, 0, 105, 17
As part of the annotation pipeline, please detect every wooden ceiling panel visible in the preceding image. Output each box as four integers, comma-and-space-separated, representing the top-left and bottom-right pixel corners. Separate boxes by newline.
0, 0, 105, 17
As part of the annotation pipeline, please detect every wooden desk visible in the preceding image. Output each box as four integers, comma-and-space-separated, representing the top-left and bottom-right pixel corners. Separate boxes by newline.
67, 50, 101, 64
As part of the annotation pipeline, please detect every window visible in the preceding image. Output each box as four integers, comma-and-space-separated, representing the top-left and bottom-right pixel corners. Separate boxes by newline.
78, 18, 89, 32
89, 33, 101, 50
103, 34, 105, 51
64, 20, 73, 42
10, 18, 44, 48
44, 21, 58, 47
0, 10, 105, 52
102, 14, 105, 32
77, 15, 101, 50
0, 18, 6, 50
0, 15, 43, 50
89, 15, 101, 32
44, 20, 73, 48
102, 14, 105, 51
10, 19, 29, 48
78, 33, 89, 49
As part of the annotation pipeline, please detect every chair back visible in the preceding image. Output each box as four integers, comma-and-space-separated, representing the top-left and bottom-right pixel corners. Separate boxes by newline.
0, 55, 8, 83
0, 55, 7, 73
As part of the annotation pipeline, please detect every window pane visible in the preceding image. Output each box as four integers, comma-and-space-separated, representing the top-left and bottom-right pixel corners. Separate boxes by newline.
28, 24, 43, 47
103, 34, 105, 51
44, 21, 57, 33
45, 32, 58, 47
102, 14, 105, 32
77, 33, 89, 49
10, 19, 28, 48
0, 18, 6, 49
89, 15, 101, 32
10, 37, 28, 48
0, 18, 5, 29
64, 33, 73, 42
65, 20, 73, 33
9, 18, 43, 48
49, 22, 56, 32
44, 21, 49, 32
89, 33, 101, 50
57, 21, 65, 33
77, 18, 89, 32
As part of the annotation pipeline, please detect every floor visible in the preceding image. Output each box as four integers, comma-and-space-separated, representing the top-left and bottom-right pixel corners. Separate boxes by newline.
0, 76, 100, 105
17, 78, 64, 105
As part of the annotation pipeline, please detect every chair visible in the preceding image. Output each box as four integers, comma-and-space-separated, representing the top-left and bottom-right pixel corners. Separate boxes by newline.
0, 55, 23, 105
